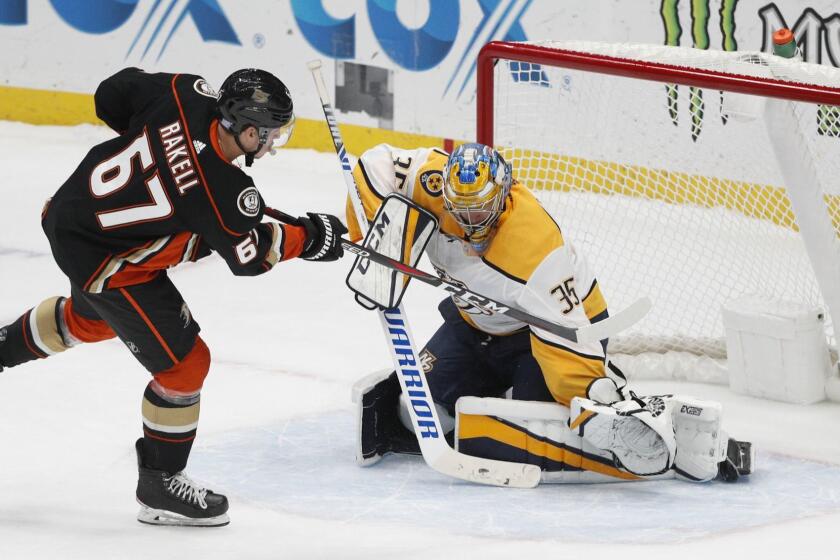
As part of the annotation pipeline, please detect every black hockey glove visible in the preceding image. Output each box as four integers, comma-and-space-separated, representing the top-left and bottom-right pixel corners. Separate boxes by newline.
298, 212, 348, 262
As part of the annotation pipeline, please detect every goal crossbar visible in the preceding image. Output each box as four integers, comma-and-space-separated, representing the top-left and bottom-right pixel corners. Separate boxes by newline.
477, 41, 840, 146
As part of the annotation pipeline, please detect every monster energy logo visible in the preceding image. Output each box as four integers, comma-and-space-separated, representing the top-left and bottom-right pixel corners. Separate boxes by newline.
661, 1, 840, 140
661, 0, 739, 141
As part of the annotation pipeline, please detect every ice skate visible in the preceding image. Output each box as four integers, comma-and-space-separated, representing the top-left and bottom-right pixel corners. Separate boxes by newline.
135, 439, 229, 527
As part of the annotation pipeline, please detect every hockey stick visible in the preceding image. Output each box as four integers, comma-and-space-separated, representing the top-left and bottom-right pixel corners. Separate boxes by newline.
306, 59, 540, 488
266, 207, 650, 346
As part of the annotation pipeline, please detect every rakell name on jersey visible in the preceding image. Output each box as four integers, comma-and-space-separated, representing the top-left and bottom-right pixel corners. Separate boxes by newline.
158, 121, 200, 195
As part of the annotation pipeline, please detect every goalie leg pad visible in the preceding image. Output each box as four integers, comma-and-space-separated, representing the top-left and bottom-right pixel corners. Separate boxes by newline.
671, 397, 728, 482
397, 393, 455, 437
570, 394, 677, 477
571, 394, 735, 482
455, 396, 646, 482
352, 369, 421, 466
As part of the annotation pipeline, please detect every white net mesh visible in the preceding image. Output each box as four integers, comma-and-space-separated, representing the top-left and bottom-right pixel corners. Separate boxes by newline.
490, 41, 840, 359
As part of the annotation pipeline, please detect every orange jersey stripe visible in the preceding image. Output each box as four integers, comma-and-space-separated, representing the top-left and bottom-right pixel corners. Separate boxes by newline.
83, 254, 114, 292
107, 232, 194, 289
118, 287, 179, 365
209, 118, 235, 166
171, 74, 240, 237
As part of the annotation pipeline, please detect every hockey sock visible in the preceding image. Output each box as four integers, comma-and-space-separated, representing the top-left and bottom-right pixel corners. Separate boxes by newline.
140, 382, 200, 474
0, 297, 72, 369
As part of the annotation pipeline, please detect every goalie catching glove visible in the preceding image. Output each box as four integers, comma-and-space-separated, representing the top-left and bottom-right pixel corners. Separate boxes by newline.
298, 212, 348, 262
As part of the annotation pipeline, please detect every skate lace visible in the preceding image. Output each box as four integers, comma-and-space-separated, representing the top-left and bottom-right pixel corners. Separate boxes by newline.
164, 472, 209, 509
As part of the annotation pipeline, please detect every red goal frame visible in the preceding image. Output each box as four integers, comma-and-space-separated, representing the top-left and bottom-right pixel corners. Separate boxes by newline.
475, 40, 840, 146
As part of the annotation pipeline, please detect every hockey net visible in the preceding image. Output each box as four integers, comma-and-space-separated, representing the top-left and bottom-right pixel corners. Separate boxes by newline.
477, 41, 840, 382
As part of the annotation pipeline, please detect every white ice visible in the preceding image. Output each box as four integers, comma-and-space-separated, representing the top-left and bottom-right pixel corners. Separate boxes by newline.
1, 122, 840, 560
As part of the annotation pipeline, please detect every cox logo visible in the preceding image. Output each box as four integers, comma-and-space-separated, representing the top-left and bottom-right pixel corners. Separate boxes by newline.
0, 0, 239, 61
291, 0, 457, 71
291, 0, 543, 98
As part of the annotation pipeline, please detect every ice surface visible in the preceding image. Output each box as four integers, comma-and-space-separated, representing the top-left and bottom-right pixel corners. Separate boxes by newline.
1, 122, 840, 559
190, 410, 840, 544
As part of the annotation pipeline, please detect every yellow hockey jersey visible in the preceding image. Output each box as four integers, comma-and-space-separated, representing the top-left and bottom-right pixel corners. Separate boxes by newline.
346, 144, 608, 405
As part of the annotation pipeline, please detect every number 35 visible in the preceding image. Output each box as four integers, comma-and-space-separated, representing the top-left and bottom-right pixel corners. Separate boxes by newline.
550, 277, 580, 314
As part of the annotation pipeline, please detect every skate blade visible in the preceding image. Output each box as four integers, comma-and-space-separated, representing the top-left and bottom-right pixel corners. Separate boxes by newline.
137, 505, 229, 527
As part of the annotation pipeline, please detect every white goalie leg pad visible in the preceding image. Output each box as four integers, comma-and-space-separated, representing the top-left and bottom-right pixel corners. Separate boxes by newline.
398, 393, 455, 435
671, 397, 728, 482
455, 396, 674, 483
570, 394, 677, 477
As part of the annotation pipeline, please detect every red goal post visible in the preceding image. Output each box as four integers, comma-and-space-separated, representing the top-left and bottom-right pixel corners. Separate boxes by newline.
475, 40, 840, 378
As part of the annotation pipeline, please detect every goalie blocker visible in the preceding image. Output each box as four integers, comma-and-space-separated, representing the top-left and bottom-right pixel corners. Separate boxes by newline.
346, 193, 438, 310
355, 372, 753, 484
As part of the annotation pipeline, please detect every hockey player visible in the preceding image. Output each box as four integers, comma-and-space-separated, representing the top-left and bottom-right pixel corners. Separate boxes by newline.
0, 68, 347, 526
350, 143, 752, 484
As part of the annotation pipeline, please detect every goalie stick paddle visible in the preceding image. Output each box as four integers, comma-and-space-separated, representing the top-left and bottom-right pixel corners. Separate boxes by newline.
305, 60, 541, 489
265, 206, 651, 346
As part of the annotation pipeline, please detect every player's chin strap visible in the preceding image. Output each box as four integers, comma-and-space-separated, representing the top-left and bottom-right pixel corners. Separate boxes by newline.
221, 118, 259, 167
233, 134, 258, 167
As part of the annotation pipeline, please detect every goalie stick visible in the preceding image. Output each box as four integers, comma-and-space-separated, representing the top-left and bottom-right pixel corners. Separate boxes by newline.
266, 206, 651, 346
306, 59, 540, 488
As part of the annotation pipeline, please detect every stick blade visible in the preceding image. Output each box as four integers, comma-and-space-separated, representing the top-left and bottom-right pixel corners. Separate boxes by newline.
575, 297, 652, 345
432, 449, 541, 488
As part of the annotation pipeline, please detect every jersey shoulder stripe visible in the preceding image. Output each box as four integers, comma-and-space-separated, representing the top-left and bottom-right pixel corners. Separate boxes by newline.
581, 279, 608, 321
479, 256, 527, 284
352, 157, 387, 223
530, 331, 606, 362
482, 185, 564, 283
357, 145, 395, 199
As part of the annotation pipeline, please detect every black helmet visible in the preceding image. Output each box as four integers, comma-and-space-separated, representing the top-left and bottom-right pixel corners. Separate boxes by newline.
218, 68, 293, 132
217, 69, 294, 165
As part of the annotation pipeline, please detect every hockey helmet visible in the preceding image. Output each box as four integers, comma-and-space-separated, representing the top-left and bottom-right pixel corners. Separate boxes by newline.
442, 143, 513, 253
217, 68, 295, 160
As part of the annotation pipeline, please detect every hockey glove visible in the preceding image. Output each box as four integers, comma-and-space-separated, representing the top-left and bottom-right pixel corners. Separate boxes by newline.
298, 212, 348, 262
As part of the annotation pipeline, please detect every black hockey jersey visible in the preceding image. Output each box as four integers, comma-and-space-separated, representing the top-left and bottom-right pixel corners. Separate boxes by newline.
42, 68, 306, 293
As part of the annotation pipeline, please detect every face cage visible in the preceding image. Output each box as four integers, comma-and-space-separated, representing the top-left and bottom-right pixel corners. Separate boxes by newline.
443, 189, 506, 243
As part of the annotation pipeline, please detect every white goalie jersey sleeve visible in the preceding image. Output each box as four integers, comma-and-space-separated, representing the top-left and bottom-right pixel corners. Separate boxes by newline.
516, 241, 610, 405
346, 144, 447, 241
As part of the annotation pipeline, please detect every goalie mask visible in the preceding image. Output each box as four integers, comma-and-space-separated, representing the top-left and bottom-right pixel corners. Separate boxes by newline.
442, 143, 512, 253
217, 68, 295, 166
